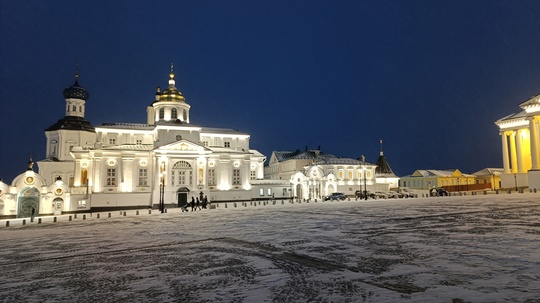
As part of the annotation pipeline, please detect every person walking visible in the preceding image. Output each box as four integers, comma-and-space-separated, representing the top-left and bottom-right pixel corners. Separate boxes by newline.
31, 207, 35, 222
202, 196, 208, 209
191, 196, 195, 211
196, 197, 202, 210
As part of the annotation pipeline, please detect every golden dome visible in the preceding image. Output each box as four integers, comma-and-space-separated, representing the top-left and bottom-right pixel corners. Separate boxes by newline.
159, 64, 185, 102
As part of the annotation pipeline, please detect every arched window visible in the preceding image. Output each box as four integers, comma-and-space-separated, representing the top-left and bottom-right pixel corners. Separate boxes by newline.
171, 161, 192, 186
171, 108, 178, 119
183, 109, 187, 121
159, 108, 165, 119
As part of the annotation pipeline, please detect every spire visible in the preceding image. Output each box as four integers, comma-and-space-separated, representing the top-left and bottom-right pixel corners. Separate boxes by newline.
27, 155, 34, 171
375, 140, 395, 175
168, 63, 175, 87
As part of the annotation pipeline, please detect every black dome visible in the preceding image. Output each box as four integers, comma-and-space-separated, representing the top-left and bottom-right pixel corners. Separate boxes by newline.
63, 79, 89, 101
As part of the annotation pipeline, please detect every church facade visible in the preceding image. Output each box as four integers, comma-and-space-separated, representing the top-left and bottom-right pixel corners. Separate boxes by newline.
495, 94, 540, 190
265, 142, 399, 200
0, 67, 273, 218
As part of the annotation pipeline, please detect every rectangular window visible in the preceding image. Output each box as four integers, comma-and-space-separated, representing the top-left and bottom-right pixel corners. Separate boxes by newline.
106, 168, 116, 186
233, 169, 241, 185
138, 169, 148, 186
109, 138, 116, 145
208, 169, 216, 186
267, 188, 272, 196
78, 200, 87, 208
136, 139, 142, 145
259, 188, 264, 196
224, 142, 231, 148
179, 171, 185, 185
203, 141, 208, 147
250, 170, 256, 180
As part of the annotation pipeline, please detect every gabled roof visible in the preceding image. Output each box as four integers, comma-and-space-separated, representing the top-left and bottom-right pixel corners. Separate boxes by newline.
472, 168, 504, 176
201, 127, 249, 136
410, 169, 474, 178
272, 150, 337, 162
314, 157, 369, 165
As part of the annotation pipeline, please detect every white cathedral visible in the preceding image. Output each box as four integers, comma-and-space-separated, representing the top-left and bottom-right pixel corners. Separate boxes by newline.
0, 67, 281, 218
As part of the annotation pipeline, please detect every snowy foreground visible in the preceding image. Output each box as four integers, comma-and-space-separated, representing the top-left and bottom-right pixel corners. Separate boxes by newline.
1, 194, 539, 303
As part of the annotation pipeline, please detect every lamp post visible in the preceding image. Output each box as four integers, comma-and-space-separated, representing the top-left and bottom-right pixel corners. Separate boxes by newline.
362, 155, 367, 200
514, 173, 518, 192
159, 173, 165, 213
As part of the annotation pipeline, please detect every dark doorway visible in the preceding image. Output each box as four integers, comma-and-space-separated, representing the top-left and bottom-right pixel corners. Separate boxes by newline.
177, 187, 189, 208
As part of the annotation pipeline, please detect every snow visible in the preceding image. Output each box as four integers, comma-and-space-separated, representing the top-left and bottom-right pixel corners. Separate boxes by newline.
1, 193, 539, 302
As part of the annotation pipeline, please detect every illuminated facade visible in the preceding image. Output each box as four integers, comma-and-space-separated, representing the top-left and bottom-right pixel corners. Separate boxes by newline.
265, 149, 392, 199
495, 94, 540, 190
399, 169, 476, 190
0, 66, 269, 218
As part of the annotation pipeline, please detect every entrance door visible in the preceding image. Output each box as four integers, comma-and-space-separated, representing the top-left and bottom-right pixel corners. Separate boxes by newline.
296, 184, 303, 200
177, 187, 189, 208
53, 198, 63, 215
18, 187, 39, 218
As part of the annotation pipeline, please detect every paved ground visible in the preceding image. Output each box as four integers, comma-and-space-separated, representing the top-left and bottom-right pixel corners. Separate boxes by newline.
0, 194, 539, 302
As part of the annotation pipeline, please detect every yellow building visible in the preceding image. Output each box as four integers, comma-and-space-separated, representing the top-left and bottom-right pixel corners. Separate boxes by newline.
472, 168, 503, 190
400, 169, 476, 191
495, 94, 540, 190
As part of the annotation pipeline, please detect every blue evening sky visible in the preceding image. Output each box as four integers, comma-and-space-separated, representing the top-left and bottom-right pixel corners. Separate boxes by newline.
1, 0, 540, 181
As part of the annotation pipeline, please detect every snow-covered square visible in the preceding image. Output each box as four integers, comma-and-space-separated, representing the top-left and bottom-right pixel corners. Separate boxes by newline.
0, 194, 539, 302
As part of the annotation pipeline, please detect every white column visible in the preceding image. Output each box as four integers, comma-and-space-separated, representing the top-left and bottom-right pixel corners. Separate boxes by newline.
93, 157, 102, 192
516, 129, 525, 173
530, 118, 540, 170
509, 132, 518, 173
501, 132, 510, 173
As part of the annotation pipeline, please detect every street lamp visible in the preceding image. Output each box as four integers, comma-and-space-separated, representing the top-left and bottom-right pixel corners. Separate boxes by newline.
159, 172, 165, 213
362, 155, 367, 201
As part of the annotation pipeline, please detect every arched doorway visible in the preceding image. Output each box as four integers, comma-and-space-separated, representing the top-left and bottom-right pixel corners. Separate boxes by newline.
177, 187, 189, 208
295, 184, 303, 200
18, 187, 39, 218
53, 198, 63, 215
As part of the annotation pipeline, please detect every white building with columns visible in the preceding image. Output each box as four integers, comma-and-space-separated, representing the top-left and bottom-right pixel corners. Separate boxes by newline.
0, 66, 273, 218
495, 94, 540, 190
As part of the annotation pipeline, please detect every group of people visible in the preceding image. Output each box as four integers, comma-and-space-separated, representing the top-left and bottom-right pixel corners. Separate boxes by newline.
183, 192, 210, 212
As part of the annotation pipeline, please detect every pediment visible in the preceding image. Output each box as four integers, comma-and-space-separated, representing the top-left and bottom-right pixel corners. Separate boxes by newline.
158, 140, 207, 152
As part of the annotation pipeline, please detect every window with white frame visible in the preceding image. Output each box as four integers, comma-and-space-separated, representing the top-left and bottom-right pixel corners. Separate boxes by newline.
138, 168, 148, 186
259, 188, 264, 196
106, 168, 117, 186
136, 139, 142, 145
224, 141, 231, 148
109, 138, 116, 145
208, 169, 216, 186
233, 169, 241, 185
250, 170, 256, 180
172, 161, 192, 186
